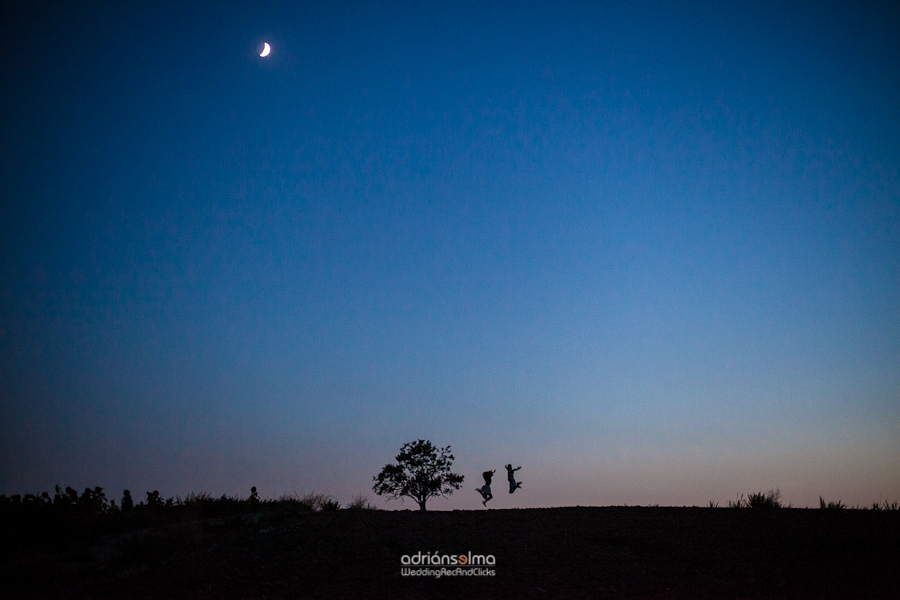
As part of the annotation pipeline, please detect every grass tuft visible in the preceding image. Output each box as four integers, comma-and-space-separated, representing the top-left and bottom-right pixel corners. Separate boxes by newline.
819, 496, 846, 510
727, 489, 783, 509
346, 493, 379, 510
297, 491, 341, 512
870, 499, 900, 511
746, 489, 782, 509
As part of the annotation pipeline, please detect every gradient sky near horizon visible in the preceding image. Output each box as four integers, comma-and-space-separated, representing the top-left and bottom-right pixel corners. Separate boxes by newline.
1, 1, 898, 510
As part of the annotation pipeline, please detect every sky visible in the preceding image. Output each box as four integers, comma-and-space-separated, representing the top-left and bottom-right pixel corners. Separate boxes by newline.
1, 0, 898, 510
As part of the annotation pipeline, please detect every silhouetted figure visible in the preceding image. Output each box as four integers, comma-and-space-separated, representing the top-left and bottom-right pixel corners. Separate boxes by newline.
505, 464, 523, 494
476, 469, 496, 506
122, 489, 134, 511
483, 469, 496, 486
249, 486, 259, 504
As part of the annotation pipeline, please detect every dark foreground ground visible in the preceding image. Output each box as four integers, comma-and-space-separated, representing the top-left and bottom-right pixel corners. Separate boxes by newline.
3, 506, 899, 599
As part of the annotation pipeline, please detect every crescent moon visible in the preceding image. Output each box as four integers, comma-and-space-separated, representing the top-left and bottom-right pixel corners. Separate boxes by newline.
260, 43, 271, 57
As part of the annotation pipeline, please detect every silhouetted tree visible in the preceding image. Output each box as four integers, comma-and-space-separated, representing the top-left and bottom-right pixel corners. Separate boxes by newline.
372, 439, 464, 511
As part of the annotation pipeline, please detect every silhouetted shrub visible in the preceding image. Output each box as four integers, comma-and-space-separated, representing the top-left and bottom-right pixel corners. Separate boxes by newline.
54, 486, 79, 508
346, 493, 378, 510
298, 491, 341, 512
819, 496, 846, 510
747, 489, 782, 509
79, 487, 110, 514
146, 490, 162, 509
727, 489, 783, 509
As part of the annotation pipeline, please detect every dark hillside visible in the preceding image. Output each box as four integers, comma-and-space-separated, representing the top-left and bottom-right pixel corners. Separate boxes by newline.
3, 506, 899, 599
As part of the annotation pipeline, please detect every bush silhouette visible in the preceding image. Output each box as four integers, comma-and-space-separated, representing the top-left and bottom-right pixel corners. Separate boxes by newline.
747, 489, 782, 509
728, 489, 783, 509
346, 493, 378, 510
295, 491, 340, 512
820, 496, 846, 510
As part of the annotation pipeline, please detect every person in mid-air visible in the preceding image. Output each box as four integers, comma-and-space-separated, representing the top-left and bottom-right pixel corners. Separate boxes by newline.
476, 469, 495, 506
505, 464, 523, 494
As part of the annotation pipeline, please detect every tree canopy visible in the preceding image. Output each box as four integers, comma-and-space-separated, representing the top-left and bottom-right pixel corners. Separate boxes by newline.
372, 439, 464, 511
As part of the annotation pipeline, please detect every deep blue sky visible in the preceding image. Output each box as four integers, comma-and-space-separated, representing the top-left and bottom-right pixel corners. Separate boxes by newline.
2, 0, 898, 509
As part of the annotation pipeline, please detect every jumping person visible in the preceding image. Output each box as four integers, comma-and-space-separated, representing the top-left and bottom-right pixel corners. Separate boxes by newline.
476, 469, 495, 506
505, 464, 523, 493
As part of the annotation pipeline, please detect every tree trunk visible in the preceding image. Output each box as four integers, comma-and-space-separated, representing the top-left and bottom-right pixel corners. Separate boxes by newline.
418, 499, 427, 511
